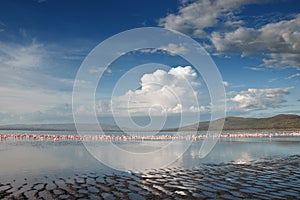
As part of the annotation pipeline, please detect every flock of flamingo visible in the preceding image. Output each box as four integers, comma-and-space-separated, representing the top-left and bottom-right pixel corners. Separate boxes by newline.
0, 131, 300, 142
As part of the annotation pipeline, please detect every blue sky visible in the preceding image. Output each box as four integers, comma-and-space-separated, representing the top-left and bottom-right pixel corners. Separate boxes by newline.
0, 0, 300, 127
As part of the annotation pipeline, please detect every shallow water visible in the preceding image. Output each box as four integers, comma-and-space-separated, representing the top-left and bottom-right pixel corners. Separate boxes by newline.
0, 130, 300, 179
178, 137, 300, 167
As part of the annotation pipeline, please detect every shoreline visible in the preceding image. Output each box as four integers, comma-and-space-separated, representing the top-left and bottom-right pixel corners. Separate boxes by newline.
1, 131, 300, 142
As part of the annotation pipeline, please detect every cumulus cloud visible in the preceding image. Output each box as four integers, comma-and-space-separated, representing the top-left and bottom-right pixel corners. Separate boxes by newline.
110, 66, 204, 116
263, 52, 300, 69
159, 0, 263, 38
160, 0, 300, 69
211, 14, 300, 68
230, 87, 292, 111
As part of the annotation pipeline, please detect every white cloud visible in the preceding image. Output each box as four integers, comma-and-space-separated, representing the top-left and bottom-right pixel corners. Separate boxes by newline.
0, 41, 49, 90
96, 100, 112, 114
0, 41, 45, 69
0, 34, 99, 124
159, 43, 189, 55
210, 14, 300, 68
268, 78, 277, 83
0, 104, 73, 125
0, 86, 70, 114
245, 67, 265, 71
0, 40, 76, 124
263, 52, 300, 69
160, 0, 300, 69
287, 73, 300, 79
111, 66, 204, 115
159, 0, 263, 38
88, 67, 112, 74
134, 43, 188, 56
230, 87, 292, 111
223, 81, 229, 87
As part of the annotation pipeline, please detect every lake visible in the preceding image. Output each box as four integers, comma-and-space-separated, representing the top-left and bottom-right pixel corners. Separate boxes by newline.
1, 130, 299, 177
0, 130, 299, 199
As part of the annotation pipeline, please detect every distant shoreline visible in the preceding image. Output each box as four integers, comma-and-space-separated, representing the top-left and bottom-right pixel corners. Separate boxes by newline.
0, 114, 299, 132
1, 131, 300, 143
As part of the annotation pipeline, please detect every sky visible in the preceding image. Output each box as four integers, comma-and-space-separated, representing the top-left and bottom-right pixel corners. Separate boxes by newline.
0, 0, 300, 127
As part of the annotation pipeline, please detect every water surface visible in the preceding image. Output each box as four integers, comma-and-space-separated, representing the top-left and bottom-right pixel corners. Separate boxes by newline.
0, 130, 299, 180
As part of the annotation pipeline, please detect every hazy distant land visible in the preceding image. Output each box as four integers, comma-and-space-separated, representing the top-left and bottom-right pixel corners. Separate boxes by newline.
0, 114, 299, 132
0, 123, 121, 132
